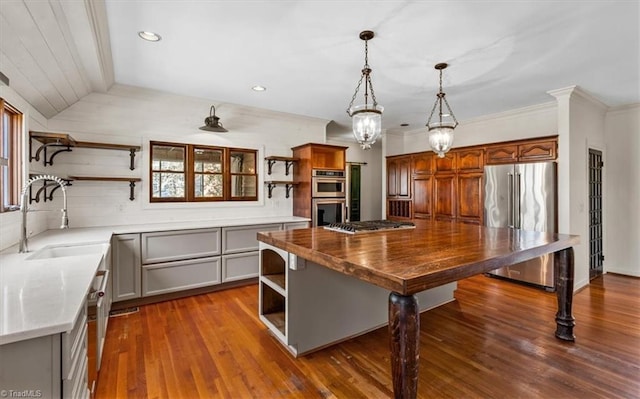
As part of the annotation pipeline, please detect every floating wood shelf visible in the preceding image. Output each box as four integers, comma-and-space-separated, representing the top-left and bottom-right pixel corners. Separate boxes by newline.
68, 176, 142, 201
265, 180, 299, 198
30, 131, 141, 170
264, 156, 299, 176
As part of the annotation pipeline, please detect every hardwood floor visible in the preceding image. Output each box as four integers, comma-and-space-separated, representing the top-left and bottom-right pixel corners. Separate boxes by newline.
96, 274, 640, 398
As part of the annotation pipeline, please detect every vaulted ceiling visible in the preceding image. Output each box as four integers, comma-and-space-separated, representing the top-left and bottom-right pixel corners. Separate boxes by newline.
1, 0, 638, 139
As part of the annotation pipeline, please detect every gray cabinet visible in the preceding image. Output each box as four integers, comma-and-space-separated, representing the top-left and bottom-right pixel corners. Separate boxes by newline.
112, 234, 141, 302
142, 257, 221, 296
0, 302, 89, 399
141, 228, 221, 264
111, 221, 308, 303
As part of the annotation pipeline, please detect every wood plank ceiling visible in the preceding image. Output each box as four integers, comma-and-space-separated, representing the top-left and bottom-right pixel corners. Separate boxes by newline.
0, 0, 113, 118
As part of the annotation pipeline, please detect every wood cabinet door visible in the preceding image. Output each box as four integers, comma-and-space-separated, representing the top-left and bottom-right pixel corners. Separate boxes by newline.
397, 156, 411, 198
412, 177, 432, 219
457, 149, 484, 172
518, 140, 557, 162
486, 145, 517, 165
387, 158, 398, 197
411, 152, 433, 175
457, 173, 484, 224
433, 174, 456, 220
434, 152, 456, 173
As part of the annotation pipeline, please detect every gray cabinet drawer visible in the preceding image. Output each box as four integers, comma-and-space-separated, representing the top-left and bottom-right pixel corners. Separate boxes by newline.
142, 257, 221, 296
222, 252, 259, 282
284, 221, 309, 230
222, 224, 282, 254
141, 228, 221, 264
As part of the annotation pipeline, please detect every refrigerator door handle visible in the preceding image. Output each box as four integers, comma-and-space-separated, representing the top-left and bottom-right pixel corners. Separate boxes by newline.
516, 173, 522, 228
507, 172, 514, 228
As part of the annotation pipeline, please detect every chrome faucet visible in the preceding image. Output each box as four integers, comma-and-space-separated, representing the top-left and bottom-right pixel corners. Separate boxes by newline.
19, 175, 69, 253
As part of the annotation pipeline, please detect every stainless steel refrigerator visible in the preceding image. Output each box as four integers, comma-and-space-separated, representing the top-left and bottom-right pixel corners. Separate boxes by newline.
484, 162, 557, 290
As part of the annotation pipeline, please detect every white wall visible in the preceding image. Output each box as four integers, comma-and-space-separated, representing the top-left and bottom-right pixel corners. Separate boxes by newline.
0, 84, 330, 249
604, 104, 640, 277
0, 85, 50, 251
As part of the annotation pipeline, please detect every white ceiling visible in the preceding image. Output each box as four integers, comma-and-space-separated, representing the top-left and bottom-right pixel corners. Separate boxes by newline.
1, 1, 639, 140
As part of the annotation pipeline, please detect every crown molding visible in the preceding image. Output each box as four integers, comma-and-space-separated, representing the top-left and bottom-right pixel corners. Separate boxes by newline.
547, 85, 609, 111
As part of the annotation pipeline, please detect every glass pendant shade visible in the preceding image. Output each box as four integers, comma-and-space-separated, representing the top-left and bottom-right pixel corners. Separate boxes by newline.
351, 104, 383, 149
428, 124, 455, 158
425, 63, 458, 158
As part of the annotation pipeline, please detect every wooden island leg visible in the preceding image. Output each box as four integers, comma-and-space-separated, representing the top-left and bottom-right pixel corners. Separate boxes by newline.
389, 292, 419, 399
554, 247, 576, 341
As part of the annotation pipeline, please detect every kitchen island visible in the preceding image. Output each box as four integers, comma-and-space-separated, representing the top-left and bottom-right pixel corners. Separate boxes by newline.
257, 220, 579, 399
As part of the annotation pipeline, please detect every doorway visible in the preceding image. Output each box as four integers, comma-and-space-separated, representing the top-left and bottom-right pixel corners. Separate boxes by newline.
349, 164, 361, 222
588, 148, 604, 279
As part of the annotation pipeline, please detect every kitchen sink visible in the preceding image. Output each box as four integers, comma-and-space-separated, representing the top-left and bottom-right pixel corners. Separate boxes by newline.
26, 243, 109, 260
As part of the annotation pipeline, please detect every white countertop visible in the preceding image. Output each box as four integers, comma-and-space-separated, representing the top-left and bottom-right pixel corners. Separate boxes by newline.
0, 216, 308, 345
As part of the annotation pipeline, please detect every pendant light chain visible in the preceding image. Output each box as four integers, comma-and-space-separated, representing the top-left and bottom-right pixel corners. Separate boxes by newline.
346, 35, 379, 115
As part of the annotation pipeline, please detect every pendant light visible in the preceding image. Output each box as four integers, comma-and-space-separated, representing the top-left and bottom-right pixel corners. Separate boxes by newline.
426, 63, 458, 158
346, 30, 383, 150
199, 105, 228, 132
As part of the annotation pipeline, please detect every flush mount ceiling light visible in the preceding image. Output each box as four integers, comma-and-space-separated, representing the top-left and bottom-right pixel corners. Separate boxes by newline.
252, 85, 266, 92
426, 63, 458, 158
199, 105, 228, 132
138, 31, 161, 42
346, 30, 383, 150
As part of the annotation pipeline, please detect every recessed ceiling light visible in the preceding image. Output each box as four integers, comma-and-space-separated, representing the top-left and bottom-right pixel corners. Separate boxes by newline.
252, 85, 266, 92
400, 123, 409, 127
138, 31, 161, 42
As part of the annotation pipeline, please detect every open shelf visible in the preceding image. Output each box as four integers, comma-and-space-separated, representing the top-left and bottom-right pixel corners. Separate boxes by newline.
261, 274, 286, 295
265, 181, 299, 198
262, 311, 285, 335
67, 176, 142, 201
264, 156, 299, 176
30, 131, 141, 170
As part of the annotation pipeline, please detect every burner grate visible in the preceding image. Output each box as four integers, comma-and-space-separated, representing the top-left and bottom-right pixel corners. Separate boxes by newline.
326, 220, 415, 233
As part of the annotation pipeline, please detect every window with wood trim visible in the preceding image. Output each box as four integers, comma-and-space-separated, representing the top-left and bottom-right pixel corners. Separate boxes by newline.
1, 98, 23, 212
150, 141, 258, 202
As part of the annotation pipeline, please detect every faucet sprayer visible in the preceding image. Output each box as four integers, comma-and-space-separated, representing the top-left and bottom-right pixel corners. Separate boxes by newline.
19, 175, 69, 253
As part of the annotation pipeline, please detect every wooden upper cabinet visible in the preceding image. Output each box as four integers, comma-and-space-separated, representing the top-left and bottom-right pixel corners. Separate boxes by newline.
486, 137, 557, 165
411, 152, 433, 175
434, 152, 456, 174
292, 143, 347, 170
518, 139, 557, 162
456, 149, 484, 172
386, 155, 411, 198
486, 144, 518, 165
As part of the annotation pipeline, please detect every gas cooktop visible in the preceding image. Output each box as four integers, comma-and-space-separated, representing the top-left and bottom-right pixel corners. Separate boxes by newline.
324, 220, 415, 234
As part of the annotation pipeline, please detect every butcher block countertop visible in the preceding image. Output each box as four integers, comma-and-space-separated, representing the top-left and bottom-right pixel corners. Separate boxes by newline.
257, 220, 580, 295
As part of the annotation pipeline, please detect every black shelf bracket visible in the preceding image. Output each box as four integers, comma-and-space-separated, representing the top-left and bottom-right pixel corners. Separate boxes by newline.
266, 182, 296, 199
129, 149, 137, 170
129, 181, 136, 201
285, 183, 294, 198
267, 159, 277, 175
285, 160, 295, 176
30, 141, 72, 166
29, 178, 71, 204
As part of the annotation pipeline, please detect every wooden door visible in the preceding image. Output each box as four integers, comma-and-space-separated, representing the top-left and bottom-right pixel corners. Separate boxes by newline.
433, 174, 456, 221
412, 177, 432, 219
457, 173, 484, 224
457, 149, 484, 172
387, 158, 398, 197
434, 152, 456, 173
397, 156, 411, 198
485, 145, 517, 165
518, 140, 557, 162
411, 152, 433, 175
